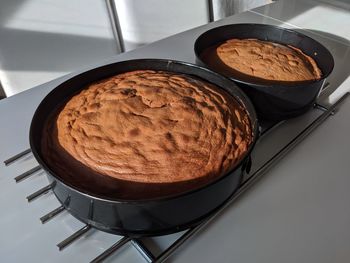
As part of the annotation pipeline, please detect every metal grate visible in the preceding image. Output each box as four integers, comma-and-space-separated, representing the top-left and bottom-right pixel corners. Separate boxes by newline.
4, 92, 348, 263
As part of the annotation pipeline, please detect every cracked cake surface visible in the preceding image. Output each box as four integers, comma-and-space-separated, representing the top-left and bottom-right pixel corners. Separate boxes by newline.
42, 70, 252, 192
215, 38, 322, 81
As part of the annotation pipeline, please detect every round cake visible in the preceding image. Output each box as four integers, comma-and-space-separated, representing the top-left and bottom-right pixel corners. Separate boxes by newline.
209, 38, 322, 82
42, 70, 253, 198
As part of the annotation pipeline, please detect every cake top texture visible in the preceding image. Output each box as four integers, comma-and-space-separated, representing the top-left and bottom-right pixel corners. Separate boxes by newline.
213, 38, 322, 82
42, 70, 253, 197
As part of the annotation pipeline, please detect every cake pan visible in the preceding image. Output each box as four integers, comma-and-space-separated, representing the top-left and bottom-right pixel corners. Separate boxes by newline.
194, 23, 334, 120
30, 59, 258, 237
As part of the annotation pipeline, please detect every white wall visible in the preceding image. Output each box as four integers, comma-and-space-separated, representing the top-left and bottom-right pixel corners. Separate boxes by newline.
0, 0, 119, 96
113, 0, 272, 51
114, 0, 210, 51
0, 0, 273, 96
212, 0, 272, 20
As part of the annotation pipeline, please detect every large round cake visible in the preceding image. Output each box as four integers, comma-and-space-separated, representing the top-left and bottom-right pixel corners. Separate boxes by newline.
212, 39, 322, 81
42, 70, 252, 198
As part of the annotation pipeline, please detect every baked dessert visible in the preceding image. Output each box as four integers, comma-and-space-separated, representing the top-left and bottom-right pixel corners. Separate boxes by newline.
214, 38, 322, 81
42, 70, 252, 197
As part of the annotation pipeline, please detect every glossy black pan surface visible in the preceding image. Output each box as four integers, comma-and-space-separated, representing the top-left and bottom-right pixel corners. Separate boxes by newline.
30, 59, 259, 237
194, 23, 334, 120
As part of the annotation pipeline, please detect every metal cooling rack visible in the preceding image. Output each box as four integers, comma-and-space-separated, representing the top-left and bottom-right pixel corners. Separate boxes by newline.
4, 91, 348, 263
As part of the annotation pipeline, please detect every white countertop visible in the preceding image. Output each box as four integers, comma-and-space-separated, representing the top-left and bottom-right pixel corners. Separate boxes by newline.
173, 97, 350, 263
0, 0, 350, 262
172, 1, 350, 261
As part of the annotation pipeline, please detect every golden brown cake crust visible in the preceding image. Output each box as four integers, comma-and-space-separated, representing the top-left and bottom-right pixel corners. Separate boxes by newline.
43, 70, 252, 190
216, 39, 322, 81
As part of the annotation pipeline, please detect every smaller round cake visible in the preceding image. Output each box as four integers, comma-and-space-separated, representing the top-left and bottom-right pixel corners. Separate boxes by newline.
42, 70, 253, 198
215, 38, 322, 81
